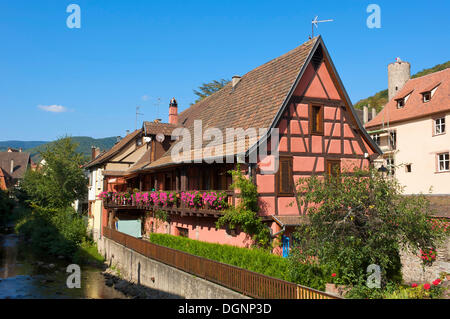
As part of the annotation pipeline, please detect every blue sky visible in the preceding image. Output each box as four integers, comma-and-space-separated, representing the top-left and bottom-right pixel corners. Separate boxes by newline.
1, 0, 449, 141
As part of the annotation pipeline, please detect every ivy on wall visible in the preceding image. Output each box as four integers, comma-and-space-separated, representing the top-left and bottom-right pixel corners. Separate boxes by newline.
216, 164, 272, 249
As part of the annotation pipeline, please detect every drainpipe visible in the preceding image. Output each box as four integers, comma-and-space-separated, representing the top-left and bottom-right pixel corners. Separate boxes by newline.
271, 225, 285, 238
270, 216, 286, 238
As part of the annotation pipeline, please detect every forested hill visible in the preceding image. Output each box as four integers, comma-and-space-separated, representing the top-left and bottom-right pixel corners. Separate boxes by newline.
354, 61, 450, 112
0, 136, 117, 163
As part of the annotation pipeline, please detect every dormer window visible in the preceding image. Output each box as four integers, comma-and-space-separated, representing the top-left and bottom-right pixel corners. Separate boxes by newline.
422, 91, 431, 103
396, 99, 405, 108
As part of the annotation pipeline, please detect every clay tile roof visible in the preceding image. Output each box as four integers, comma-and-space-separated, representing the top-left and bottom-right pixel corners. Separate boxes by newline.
144, 122, 179, 136
366, 68, 450, 128
0, 151, 31, 180
126, 147, 152, 173
84, 129, 141, 169
272, 215, 310, 227
143, 37, 319, 170
426, 195, 450, 219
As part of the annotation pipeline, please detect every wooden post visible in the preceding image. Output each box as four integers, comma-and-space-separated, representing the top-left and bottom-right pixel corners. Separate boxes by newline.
181, 168, 187, 191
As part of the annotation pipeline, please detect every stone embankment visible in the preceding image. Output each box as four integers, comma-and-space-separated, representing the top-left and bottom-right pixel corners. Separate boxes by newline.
102, 267, 182, 299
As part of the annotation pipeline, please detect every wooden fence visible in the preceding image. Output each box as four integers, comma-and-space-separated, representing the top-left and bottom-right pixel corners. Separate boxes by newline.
103, 227, 339, 299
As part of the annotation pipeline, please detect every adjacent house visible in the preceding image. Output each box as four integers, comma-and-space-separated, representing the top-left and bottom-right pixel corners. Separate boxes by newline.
365, 66, 449, 195
0, 150, 33, 190
83, 127, 176, 240
100, 36, 381, 254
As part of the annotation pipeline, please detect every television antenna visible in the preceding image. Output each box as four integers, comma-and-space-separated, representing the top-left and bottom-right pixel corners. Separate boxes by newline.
311, 16, 334, 38
153, 97, 161, 120
135, 106, 144, 130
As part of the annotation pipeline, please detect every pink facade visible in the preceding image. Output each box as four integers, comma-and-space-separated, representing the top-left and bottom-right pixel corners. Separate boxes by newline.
104, 42, 379, 256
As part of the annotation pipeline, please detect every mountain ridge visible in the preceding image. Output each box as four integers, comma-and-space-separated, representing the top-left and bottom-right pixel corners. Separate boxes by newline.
0, 136, 118, 163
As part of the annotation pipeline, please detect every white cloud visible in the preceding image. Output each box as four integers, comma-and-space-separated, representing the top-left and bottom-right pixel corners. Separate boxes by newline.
38, 104, 68, 113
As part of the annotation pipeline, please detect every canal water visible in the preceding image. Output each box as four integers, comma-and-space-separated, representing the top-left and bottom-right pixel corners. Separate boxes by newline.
0, 229, 128, 299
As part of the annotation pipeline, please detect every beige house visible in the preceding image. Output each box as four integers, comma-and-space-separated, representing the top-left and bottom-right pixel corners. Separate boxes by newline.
366, 66, 449, 195
84, 129, 147, 240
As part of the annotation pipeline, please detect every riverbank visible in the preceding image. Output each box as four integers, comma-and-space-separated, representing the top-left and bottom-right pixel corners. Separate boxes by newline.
0, 230, 128, 299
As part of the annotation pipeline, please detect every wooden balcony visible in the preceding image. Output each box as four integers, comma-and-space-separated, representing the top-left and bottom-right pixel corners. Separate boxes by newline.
103, 190, 234, 218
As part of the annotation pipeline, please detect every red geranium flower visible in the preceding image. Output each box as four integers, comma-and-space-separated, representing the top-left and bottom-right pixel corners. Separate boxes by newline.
331, 273, 336, 277
432, 279, 441, 286
423, 283, 431, 290
411, 283, 418, 288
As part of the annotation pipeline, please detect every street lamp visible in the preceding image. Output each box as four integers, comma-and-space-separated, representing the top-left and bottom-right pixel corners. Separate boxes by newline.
378, 165, 388, 178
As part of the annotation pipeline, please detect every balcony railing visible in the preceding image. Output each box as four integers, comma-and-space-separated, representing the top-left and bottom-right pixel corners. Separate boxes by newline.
101, 190, 234, 217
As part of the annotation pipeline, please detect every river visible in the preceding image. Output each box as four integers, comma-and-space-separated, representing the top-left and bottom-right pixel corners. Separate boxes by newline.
0, 228, 128, 299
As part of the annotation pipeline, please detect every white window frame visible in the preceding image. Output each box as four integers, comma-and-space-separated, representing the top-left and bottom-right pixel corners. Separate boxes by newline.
438, 153, 449, 172
435, 117, 446, 135
372, 133, 380, 145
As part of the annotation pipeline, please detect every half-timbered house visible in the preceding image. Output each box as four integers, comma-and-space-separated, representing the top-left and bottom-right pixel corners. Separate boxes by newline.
102, 36, 382, 254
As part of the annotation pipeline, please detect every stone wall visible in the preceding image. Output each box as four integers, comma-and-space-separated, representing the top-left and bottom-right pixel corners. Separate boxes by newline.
97, 235, 250, 299
400, 236, 450, 283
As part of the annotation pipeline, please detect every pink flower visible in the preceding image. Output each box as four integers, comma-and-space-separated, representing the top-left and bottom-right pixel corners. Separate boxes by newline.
411, 283, 418, 288
423, 283, 431, 290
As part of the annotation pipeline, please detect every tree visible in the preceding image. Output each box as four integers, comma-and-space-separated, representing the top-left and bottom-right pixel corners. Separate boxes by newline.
289, 169, 446, 288
21, 137, 88, 209
193, 79, 230, 104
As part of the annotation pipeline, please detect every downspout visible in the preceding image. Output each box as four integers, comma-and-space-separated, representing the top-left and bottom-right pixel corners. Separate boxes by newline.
268, 216, 286, 238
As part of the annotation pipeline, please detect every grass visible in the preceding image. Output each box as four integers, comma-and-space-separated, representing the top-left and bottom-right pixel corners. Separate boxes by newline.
73, 240, 105, 267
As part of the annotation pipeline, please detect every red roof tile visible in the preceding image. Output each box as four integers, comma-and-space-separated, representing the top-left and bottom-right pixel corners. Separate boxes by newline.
366, 68, 450, 128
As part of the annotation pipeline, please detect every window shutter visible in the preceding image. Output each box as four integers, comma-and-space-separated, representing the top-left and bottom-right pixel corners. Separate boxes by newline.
279, 158, 292, 194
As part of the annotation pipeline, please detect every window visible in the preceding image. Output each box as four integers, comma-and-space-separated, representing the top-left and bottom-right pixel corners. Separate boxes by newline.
277, 157, 293, 195
310, 105, 324, 134
387, 158, 395, 176
177, 227, 189, 237
438, 153, 449, 172
396, 99, 405, 108
406, 164, 412, 173
435, 117, 446, 135
136, 138, 143, 147
372, 134, 380, 145
422, 92, 431, 103
326, 159, 341, 178
389, 131, 397, 150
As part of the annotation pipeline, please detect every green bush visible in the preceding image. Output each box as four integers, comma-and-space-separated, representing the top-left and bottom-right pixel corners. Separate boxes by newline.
15, 205, 88, 259
0, 190, 14, 226
149, 233, 327, 290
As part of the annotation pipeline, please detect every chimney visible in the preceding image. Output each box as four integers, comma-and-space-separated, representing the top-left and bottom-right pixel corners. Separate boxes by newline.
363, 105, 369, 124
388, 58, 410, 101
91, 146, 100, 160
371, 107, 377, 120
126, 130, 130, 135
10, 159, 14, 174
19, 148, 22, 153
232, 75, 241, 89
169, 98, 178, 125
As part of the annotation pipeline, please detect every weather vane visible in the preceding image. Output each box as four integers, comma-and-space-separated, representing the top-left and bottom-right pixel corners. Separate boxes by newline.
311, 16, 334, 38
